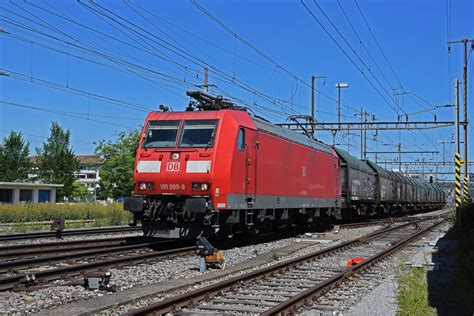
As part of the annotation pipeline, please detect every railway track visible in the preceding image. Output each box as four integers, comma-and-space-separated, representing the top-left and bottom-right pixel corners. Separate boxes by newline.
0, 216, 396, 258
0, 225, 327, 291
124, 217, 446, 315
0, 239, 182, 272
0, 211, 449, 293
0, 243, 194, 291
0, 226, 142, 242
0, 236, 158, 259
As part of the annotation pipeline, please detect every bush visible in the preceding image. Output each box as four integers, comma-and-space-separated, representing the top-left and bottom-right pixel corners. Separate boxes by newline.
0, 203, 132, 226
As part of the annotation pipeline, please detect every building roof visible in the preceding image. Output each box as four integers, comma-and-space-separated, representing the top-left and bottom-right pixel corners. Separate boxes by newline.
30, 155, 105, 165
0, 182, 63, 188
76, 155, 105, 165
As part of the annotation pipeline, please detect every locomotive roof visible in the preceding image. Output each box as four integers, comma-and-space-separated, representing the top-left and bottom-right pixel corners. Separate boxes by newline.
252, 117, 333, 154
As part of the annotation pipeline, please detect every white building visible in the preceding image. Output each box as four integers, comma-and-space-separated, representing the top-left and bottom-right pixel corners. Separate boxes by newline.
0, 182, 63, 204
75, 155, 105, 198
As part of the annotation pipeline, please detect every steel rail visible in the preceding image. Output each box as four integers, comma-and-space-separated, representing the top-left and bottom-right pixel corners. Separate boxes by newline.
261, 219, 445, 314
0, 239, 179, 272
0, 226, 141, 241
0, 236, 155, 259
0, 246, 195, 291
123, 220, 428, 316
0, 226, 321, 291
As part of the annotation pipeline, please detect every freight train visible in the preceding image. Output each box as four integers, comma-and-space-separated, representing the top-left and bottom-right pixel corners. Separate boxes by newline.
124, 91, 446, 239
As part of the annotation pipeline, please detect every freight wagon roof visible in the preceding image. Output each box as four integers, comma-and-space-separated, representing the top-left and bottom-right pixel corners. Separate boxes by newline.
252, 117, 333, 154
403, 174, 418, 187
390, 171, 408, 184
412, 178, 429, 190
332, 147, 374, 174
364, 160, 392, 178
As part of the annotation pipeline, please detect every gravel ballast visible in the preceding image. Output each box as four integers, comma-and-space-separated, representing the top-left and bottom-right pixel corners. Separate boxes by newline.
1, 225, 383, 315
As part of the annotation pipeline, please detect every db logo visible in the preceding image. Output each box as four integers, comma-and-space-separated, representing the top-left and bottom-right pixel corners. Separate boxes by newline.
166, 162, 180, 172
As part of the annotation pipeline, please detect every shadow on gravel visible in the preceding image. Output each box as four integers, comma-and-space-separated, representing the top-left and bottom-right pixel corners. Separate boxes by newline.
427, 205, 474, 316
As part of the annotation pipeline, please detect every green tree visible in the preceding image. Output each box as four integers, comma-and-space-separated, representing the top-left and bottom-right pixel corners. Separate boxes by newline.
0, 131, 31, 182
95, 129, 140, 200
71, 181, 92, 201
36, 122, 79, 200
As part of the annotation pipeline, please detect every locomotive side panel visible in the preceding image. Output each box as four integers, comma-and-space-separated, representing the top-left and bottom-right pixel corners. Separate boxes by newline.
226, 129, 340, 210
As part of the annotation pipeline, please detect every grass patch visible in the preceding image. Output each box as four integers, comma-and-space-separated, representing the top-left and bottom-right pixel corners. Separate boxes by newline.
449, 203, 474, 312
397, 267, 435, 316
0, 203, 133, 229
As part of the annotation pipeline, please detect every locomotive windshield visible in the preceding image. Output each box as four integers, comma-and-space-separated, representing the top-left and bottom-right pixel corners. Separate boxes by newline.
143, 120, 180, 148
179, 120, 217, 148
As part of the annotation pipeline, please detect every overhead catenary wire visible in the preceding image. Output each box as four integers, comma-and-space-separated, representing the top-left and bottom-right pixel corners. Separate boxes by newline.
0, 129, 96, 145
0, 100, 136, 129
1, 1, 451, 163
354, 0, 405, 91
0, 68, 155, 113
300, 0, 403, 114
336, 0, 400, 96
1, 5, 193, 100
190, 0, 361, 114
77, 1, 307, 116
17, 0, 308, 117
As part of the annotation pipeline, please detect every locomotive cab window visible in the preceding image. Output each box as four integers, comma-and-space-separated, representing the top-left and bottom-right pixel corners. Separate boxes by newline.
237, 128, 245, 151
143, 120, 180, 148
179, 120, 217, 148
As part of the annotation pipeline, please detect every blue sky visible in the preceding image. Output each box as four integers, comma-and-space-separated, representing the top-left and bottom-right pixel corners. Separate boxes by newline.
0, 0, 472, 180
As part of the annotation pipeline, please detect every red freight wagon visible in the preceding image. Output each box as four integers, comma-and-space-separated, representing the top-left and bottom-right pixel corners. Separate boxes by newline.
125, 92, 341, 238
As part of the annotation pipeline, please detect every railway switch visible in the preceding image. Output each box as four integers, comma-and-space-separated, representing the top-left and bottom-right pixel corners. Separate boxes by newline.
196, 237, 225, 272
84, 271, 116, 292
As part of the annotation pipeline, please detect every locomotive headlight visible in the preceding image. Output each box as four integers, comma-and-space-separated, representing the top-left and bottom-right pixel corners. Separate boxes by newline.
192, 183, 210, 191
139, 182, 154, 190
171, 152, 180, 160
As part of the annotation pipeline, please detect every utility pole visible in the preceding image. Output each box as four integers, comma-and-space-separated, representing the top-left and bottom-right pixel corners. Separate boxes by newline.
357, 108, 369, 159
336, 83, 349, 128
439, 140, 446, 164
455, 79, 461, 156
398, 143, 402, 172
454, 78, 467, 207
448, 38, 473, 203
204, 67, 209, 92
311, 75, 315, 127
360, 108, 364, 159
454, 78, 462, 224
311, 75, 325, 139
198, 67, 216, 92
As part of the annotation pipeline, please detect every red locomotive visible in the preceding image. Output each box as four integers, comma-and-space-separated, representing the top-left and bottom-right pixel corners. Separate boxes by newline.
124, 91, 341, 238
124, 91, 445, 238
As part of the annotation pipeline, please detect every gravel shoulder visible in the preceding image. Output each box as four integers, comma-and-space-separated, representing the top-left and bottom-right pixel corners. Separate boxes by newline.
342, 221, 452, 316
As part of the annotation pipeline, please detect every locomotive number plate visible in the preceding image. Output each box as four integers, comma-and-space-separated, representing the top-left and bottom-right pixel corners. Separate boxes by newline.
166, 162, 181, 172
160, 184, 185, 190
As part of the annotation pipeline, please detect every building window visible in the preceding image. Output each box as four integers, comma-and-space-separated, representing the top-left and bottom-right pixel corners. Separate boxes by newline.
19, 189, 33, 202
87, 173, 96, 179
0, 189, 13, 204
38, 190, 51, 203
